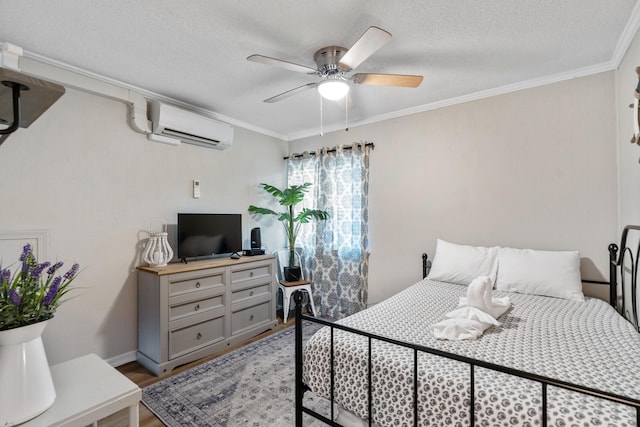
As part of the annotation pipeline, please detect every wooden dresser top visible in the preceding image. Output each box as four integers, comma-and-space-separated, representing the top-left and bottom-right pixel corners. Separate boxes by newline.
137, 254, 275, 276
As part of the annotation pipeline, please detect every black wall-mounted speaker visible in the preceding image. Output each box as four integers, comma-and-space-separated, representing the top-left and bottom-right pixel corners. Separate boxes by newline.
250, 227, 261, 249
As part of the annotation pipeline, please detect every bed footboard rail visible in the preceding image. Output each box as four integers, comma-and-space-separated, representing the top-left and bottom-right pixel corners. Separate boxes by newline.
294, 291, 640, 426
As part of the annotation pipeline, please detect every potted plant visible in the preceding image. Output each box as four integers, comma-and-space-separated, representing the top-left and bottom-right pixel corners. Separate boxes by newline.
248, 183, 328, 281
0, 243, 80, 426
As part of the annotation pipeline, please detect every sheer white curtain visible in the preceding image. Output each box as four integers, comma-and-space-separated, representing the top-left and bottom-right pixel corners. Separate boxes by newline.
287, 143, 371, 319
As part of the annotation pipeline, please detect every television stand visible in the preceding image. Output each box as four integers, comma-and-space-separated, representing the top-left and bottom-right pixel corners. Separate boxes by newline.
136, 254, 278, 375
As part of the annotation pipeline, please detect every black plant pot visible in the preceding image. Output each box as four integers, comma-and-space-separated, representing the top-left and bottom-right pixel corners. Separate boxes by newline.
284, 266, 302, 282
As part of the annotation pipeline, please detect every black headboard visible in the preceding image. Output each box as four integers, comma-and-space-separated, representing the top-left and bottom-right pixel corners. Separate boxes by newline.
610, 224, 640, 331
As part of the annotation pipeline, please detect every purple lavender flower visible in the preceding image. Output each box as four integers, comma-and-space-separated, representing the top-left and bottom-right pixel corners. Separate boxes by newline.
47, 261, 64, 276
44, 277, 61, 305
31, 262, 51, 279
19, 244, 32, 262
0, 269, 10, 284
8, 288, 21, 306
2, 246, 80, 330
63, 263, 79, 280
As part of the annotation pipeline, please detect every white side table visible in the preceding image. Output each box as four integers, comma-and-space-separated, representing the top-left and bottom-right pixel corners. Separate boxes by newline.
22, 353, 141, 427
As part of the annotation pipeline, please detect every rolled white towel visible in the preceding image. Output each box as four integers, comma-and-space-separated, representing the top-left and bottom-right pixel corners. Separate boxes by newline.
459, 275, 510, 319
432, 276, 511, 340
432, 318, 490, 340
445, 306, 500, 325
432, 305, 500, 340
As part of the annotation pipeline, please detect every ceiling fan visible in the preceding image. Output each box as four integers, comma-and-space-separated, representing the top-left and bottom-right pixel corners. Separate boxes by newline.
247, 26, 423, 104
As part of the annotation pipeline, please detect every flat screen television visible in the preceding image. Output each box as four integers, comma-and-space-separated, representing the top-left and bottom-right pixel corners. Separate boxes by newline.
177, 213, 242, 260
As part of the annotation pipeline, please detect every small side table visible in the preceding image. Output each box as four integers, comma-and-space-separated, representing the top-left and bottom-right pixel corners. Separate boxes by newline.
22, 353, 141, 427
279, 279, 318, 323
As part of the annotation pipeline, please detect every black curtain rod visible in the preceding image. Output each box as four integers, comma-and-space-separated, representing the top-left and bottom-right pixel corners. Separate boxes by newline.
284, 142, 375, 160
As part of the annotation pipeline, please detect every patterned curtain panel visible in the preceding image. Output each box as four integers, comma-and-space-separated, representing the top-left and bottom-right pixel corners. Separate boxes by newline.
287, 143, 371, 319
287, 151, 318, 282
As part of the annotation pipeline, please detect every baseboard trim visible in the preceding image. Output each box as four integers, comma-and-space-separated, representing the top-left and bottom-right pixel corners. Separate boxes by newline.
105, 350, 137, 367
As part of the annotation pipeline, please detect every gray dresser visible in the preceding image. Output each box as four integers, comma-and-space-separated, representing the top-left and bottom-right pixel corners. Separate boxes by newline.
136, 255, 278, 375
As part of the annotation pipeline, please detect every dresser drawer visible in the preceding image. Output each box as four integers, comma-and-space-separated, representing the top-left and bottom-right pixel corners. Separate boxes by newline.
231, 283, 270, 303
230, 264, 271, 288
231, 301, 271, 335
169, 269, 225, 297
169, 315, 225, 359
169, 294, 224, 322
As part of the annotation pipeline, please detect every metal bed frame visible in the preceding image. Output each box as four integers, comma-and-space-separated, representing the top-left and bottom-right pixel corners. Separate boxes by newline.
294, 225, 640, 426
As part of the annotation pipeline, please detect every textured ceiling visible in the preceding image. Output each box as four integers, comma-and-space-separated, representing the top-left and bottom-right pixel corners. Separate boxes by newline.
0, 0, 638, 140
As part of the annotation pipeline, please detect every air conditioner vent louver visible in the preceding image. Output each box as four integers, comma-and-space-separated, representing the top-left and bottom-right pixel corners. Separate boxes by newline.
162, 128, 220, 145
149, 101, 233, 149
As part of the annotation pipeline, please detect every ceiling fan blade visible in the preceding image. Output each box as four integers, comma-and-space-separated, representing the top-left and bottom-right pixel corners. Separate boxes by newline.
247, 54, 318, 74
264, 83, 318, 103
352, 73, 423, 88
339, 26, 392, 71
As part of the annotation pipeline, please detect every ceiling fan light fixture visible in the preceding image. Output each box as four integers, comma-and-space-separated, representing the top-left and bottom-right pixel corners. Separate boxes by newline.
317, 80, 350, 100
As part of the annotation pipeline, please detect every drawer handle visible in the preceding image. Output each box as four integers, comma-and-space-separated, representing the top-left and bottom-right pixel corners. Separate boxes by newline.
250, 314, 254, 321
196, 332, 202, 340
249, 272, 254, 277
249, 291, 254, 296
195, 281, 201, 288
194, 304, 200, 311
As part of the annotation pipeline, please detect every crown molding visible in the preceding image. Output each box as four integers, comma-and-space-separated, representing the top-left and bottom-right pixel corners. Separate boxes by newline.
611, 0, 640, 66
288, 61, 617, 141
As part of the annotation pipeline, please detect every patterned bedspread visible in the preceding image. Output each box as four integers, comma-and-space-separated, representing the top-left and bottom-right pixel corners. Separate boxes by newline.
302, 279, 640, 426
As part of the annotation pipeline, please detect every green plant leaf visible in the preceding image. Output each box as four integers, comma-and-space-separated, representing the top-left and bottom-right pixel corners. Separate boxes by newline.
248, 182, 329, 268
296, 208, 329, 223
259, 183, 284, 199
248, 205, 279, 217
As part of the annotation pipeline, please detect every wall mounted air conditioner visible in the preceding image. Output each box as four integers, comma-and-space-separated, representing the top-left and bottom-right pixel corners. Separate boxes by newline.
148, 101, 233, 149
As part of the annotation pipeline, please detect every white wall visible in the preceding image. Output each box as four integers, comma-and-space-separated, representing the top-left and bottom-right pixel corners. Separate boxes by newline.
291, 73, 618, 305
0, 88, 288, 365
617, 27, 640, 232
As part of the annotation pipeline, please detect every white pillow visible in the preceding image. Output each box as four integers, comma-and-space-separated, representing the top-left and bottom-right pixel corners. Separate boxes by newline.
495, 247, 584, 301
428, 239, 498, 286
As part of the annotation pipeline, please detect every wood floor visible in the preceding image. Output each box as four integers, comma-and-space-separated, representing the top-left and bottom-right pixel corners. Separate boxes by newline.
98, 317, 295, 427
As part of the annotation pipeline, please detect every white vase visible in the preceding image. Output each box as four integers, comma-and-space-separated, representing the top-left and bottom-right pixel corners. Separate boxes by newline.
0, 321, 56, 426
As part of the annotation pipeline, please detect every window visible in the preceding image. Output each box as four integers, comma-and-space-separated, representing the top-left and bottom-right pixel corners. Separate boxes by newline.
287, 143, 372, 318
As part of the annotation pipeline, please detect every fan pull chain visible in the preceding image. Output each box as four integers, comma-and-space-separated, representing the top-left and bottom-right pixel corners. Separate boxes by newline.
345, 96, 349, 131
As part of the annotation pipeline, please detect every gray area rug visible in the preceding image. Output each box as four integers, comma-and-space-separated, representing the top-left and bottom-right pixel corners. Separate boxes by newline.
142, 321, 328, 426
